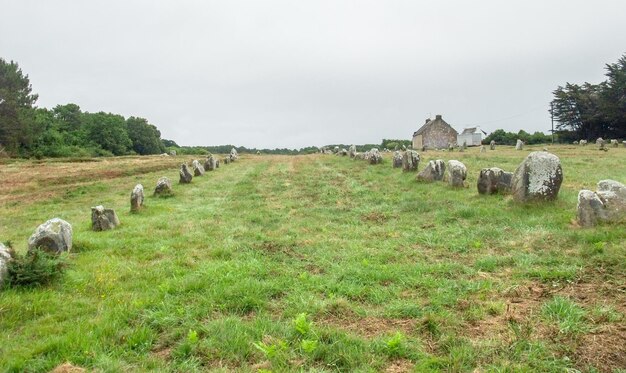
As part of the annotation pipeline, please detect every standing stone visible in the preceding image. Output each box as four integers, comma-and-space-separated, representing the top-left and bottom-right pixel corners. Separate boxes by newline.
511, 151, 563, 202
0, 243, 12, 288
580, 140, 588, 146
490, 140, 496, 150
216, 159, 220, 168
91, 205, 120, 231
480, 145, 486, 153
223, 157, 231, 165
154, 177, 173, 196
577, 180, 626, 227
169, 150, 177, 156
349, 145, 357, 158
27, 218, 73, 254
204, 155, 217, 171
477, 167, 512, 195
230, 148, 239, 161
392, 151, 403, 168
515, 139, 524, 150
368, 148, 383, 164
623, 141, 626, 148
179, 164, 193, 183
340, 148, 348, 156
130, 184, 144, 212
333, 146, 339, 154
573, 141, 579, 145
610, 139, 618, 148
597, 137, 606, 150
402, 150, 420, 172
447, 160, 467, 188
192, 160, 205, 176
416, 160, 446, 182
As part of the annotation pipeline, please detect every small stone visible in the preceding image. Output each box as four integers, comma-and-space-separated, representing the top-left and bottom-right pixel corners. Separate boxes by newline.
130, 184, 144, 212
392, 151, 403, 168
91, 205, 120, 231
223, 157, 231, 165
27, 218, 73, 254
580, 140, 587, 146
154, 177, 173, 196
0, 243, 12, 288
192, 160, 205, 176
416, 160, 446, 182
169, 150, 177, 156
511, 151, 563, 202
477, 167, 512, 195
515, 139, 524, 150
577, 181, 626, 227
402, 150, 420, 172
610, 139, 618, 148
446, 160, 467, 188
179, 164, 193, 183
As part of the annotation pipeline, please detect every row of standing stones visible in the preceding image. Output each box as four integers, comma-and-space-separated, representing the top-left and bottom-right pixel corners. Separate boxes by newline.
0, 148, 241, 288
336, 145, 626, 229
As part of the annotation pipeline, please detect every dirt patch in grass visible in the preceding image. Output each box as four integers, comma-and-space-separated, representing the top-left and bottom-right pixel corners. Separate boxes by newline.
320, 315, 416, 338
575, 324, 626, 372
49, 363, 86, 373
151, 346, 173, 360
384, 359, 414, 373
361, 211, 390, 223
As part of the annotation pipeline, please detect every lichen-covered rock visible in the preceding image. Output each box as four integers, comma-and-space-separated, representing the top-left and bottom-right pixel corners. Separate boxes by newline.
28, 218, 73, 254
0, 243, 12, 287
91, 205, 120, 231
392, 151, 403, 168
511, 151, 563, 202
402, 150, 420, 172
179, 164, 193, 183
447, 160, 467, 187
349, 145, 357, 158
192, 160, 205, 176
230, 148, 239, 161
580, 140, 587, 146
368, 148, 383, 164
477, 167, 512, 194
223, 157, 231, 165
416, 160, 445, 182
130, 184, 144, 212
169, 150, 177, 156
596, 137, 606, 150
204, 155, 217, 171
577, 180, 626, 227
154, 177, 173, 196
610, 139, 618, 148
515, 139, 524, 150
490, 140, 496, 150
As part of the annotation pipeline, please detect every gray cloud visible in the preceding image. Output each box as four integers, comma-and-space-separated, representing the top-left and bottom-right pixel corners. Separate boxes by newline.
2, 0, 625, 148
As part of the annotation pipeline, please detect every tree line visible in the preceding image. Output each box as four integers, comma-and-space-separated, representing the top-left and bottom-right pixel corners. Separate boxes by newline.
550, 53, 625, 142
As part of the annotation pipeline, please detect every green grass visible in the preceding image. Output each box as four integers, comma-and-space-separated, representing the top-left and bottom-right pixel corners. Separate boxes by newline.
0, 146, 625, 372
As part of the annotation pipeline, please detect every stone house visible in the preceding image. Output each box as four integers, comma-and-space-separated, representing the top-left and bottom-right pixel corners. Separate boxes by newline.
412, 115, 458, 150
457, 126, 486, 146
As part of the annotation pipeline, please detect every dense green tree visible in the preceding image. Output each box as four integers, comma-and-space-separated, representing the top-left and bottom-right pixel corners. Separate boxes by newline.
83, 112, 132, 155
161, 139, 179, 148
0, 58, 38, 154
126, 116, 166, 155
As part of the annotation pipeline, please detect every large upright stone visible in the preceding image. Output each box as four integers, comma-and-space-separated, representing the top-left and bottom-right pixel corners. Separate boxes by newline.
205, 155, 217, 171
402, 150, 420, 172
230, 148, 239, 161
91, 205, 120, 231
349, 145, 357, 158
154, 177, 173, 196
130, 184, 144, 212
392, 151, 403, 168
580, 140, 588, 146
416, 160, 446, 182
28, 218, 73, 254
447, 160, 467, 187
477, 167, 512, 195
515, 139, 524, 150
368, 148, 383, 164
179, 164, 193, 183
192, 160, 205, 176
610, 139, 618, 148
0, 243, 12, 288
511, 151, 563, 202
577, 180, 626, 227
490, 140, 496, 150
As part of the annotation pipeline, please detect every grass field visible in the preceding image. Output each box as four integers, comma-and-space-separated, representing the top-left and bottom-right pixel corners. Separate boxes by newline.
0, 145, 625, 372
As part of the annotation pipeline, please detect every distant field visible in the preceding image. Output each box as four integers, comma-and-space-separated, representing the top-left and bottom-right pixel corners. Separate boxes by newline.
0, 145, 625, 372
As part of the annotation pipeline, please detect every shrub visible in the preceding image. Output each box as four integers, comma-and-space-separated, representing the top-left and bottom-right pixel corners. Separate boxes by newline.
5, 248, 67, 288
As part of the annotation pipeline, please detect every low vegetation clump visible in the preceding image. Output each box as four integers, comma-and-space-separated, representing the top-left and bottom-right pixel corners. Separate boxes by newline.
0, 145, 624, 372
4, 245, 67, 288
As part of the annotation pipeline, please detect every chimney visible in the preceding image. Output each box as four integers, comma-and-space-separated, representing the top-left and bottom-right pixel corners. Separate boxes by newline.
435, 114, 442, 120
425, 118, 430, 124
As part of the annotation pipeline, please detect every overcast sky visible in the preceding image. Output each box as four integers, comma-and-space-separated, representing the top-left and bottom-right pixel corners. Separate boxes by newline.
1, 1, 625, 148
